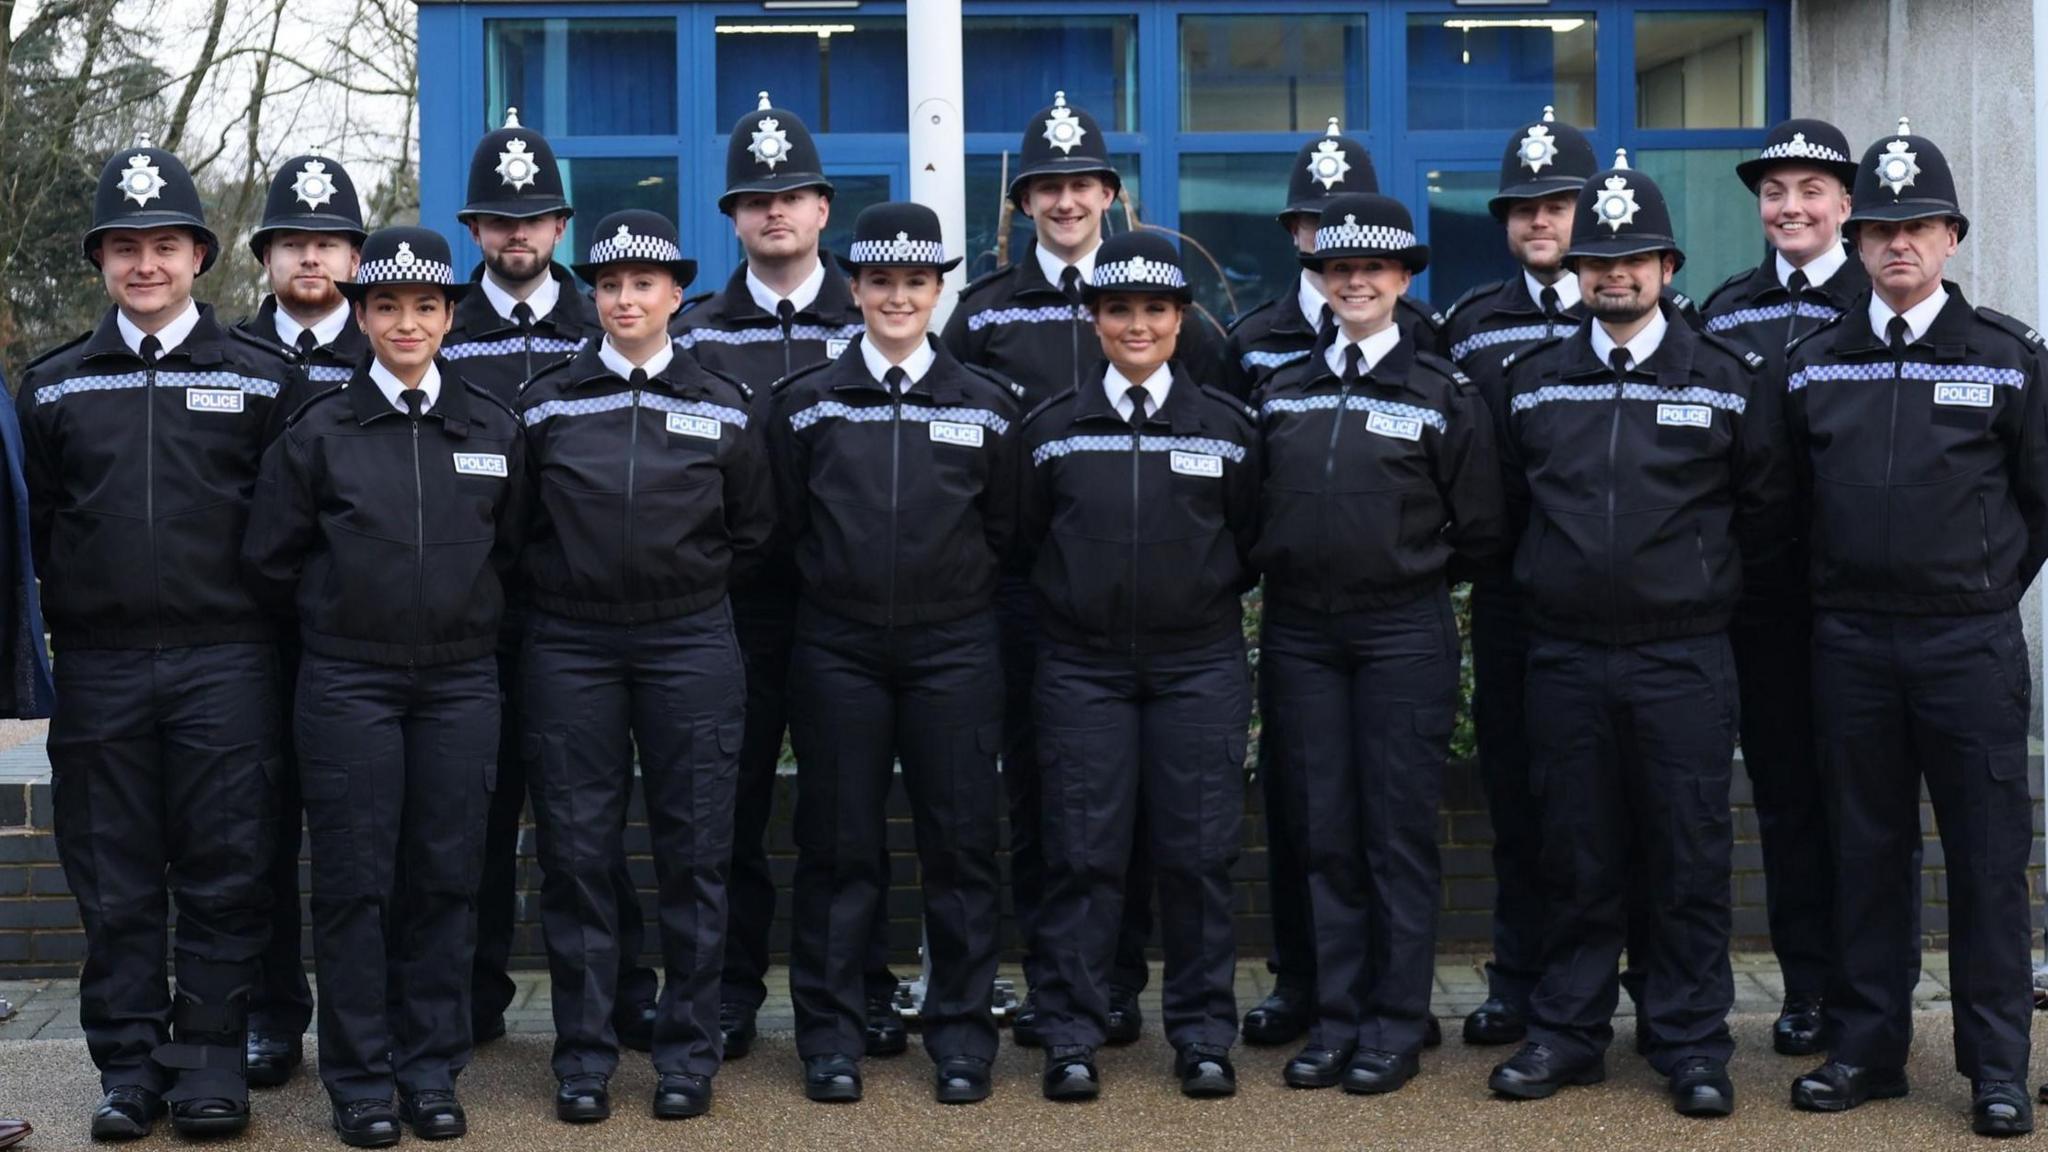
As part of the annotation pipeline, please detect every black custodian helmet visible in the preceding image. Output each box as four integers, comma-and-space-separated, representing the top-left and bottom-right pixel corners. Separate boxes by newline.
1562, 149, 1684, 272
83, 137, 221, 274
1846, 116, 1969, 241
1489, 106, 1598, 221
720, 91, 833, 215
459, 108, 572, 221
250, 152, 367, 259
1279, 117, 1381, 228
1008, 90, 1121, 209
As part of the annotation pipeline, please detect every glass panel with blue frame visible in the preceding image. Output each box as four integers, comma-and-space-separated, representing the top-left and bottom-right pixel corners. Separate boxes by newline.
1631, 148, 1763, 302
1177, 152, 1295, 326
484, 18, 677, 137
961, 153, 1141, 283
1423, 168, 1519, 313
963, 16, 1136, 133
1179, 14, 1365, 133
1635, 11, 1767, 129
553, 157, 682, 273
1407, 13, 1597, 131
715, 18, 907, 133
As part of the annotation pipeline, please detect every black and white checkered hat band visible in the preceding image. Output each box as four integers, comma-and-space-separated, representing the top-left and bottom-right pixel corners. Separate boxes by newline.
1092, 257, 1186, 290
587, 232, 683, 265
1757, 140, 1849, 164
359, 256, 455, 285
1315, 221, 1419, 253
848, 236, 947, 264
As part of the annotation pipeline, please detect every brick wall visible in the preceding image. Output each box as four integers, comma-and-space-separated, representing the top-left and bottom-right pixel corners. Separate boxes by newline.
3, 759, 2044, 978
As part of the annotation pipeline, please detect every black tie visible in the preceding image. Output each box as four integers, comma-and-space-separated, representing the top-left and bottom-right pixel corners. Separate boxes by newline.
628, 368, 648, 389
295, 329, 319, 358
1786, 269, 1809, 298
776, 298, 796, 330
1317, 304, 1334, 333
1059, 266, 1083, 302
1539, 286, 1561, 320
512, 301, 535, 332
1609, 348, 1633, 379
1342, 343, 1364, 383
1887, 315, 1911, 357
1125, 385, 1150, 426
400, 388, 425, 419
884, 366, 908, 394
138, 334, 162, 365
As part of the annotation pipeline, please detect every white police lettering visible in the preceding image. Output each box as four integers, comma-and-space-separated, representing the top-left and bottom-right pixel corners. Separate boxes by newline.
1170, 450, 1223, 478
1365, 410, 1423, 441
1656, 403, 1712, 428
930, 420, 985, 448
186, 388, 245, 414
825, 338, 850, 360
1933, 382, 1995, 408
667, 412, 722, 440
453, 453, 508, 477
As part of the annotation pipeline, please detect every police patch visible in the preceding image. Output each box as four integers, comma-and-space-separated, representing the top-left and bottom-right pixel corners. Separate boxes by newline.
1657, 403, 1712, 428
453, 453, 508, 477
930, 420, 984, 448
825, 338, 850, 360
1933, 382, 1995, 408
186, 388, 245, 413
1169, 450, 1223, 478
667, 412, 722, 440
1365, 410, 1423, 441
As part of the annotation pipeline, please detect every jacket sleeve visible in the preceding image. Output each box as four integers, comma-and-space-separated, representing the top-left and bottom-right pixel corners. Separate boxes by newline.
490, 425, 531, 590
723, 401, 777, 583
1228, 422, 1262, 589
1729, 369, 1800, 598
1497, 361, 1533, 583
941, 297, 976, 364
1176, 311, 1230, 394
765, 388, 811, 565
1015, 424, 1051, 575
1216, 328, 1254, 403
14, 379, 53, 581
1437, 382, 1509, 572
240, 430, 318, 616
981, 396, 1023, 567
2007, 337, 2048, 584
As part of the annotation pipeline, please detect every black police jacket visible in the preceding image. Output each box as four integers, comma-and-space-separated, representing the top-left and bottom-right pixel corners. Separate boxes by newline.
518, 343, 772, 625
237, 295, 372, 396
1703, 249, 1869, 379
1501, 304, 1795, 646
242, 362, 528, 666
941, 240, 1229, 409
768, 335, 1022, 628
1019, 363, 1260, 653
17, 303, 292, 650
442, 263, 598, 405
1785, 285, 2048, 616
1221, 289, 1445, 402
1252, 334, 1507, 614
1447, 280, 1702, 423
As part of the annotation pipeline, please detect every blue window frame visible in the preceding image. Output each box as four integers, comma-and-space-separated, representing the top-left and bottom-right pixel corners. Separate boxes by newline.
419, 0, 1788, 313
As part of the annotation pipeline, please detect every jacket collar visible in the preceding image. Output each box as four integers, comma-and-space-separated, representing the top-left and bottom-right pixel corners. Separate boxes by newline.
823, 334, 969, 406
249, 295, 370, 363
1070, 361, 1204, 435
1010, 240, 1075, 301
1827, 282, 1976, 359
82, 302, 228, 366
1295, 327, 1431, 400
704, 260, 862, 326
347, 355, 476, 434
559, 339, 719, 400
1559, 300, 1700, 388
452, 262, 593, 342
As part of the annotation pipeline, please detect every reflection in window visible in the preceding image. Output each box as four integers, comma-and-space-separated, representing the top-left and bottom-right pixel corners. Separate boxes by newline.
557, 158, 680, 267
1635, 12, 1766, 129
963, 17, 1136, 134
485, 19, 677, 136
962, 154, 1140, 282
1179, 15, 1365, 133
1423, 169, 1518, 312
1178, 153, 1295, 326
715, 19, 906, 133
1407, 14, 1596, 130
1630, 149, 1762, 301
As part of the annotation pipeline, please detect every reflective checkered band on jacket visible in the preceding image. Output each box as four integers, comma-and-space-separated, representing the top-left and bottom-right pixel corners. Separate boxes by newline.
586, 232, 683, 266
34, 370, 281, 407
787, 400, 1010, 436
305, 365, 353, 383
1787, 360, 2029, 393
1510, 382, 1747, 415
1240, 349, 1311, 372
441, 336, 588, 361
964, 305, 1080, 333
848, 237, 947, 265
1261, 393, 1448, 434
672, 323, 864, 350
1031, 433, 1247, 467
524, 390, 748, 429
1449, 323, 1576, 364
1703, 301, 1842, 333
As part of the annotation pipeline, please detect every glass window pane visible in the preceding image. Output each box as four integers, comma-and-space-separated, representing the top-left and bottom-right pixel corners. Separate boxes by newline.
557, 157, 681, 267
1179, 15, 1366, 133
1177, 153, 1296, 326
963, 17, 1136, 133
1422, 168, 1519, 312
1635, 12, 1767, 129
817, 174, 896, 266
1631, 149, 1761, 301
485, 18, 677, 137
1407, 14, 1596, 130
962, 153, 1141, 282
715, 18, 906, 133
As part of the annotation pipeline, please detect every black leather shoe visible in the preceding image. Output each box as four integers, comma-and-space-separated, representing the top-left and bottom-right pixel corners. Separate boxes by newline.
1671, 1057, 1735, 1118
1789, 1061, 1908, 1112
1010, 999, 1044, 1048
90, 1086, 163, 1141
1043, 1046, 1099, 1102
804, 1054, 862, 1103
1242, 988, 1310, 1046
1342, 1048, 1419, 1096
1488, 1043, 1606, 1100
1424, 1015, 1443, 1049
1973, 1080, 2034, 1137
934, 1056, 992, 1104
720, 1002, 757, 1060
616, 998, 657, 1054
1105, 989, 1143, 1046
1175, 1044, 1236, 1098
1283, 1044, 1353, 1090
246, 1031, 303, 1088
865, 995, 909, 1057
331, 1099, 401, 1149
1772, 996, 1830, 1057
169, 1094, 249, 1139
472, 1015, 506, 1044
399, 1090, 467, 1140
1463, 998, 1527, 1046
653, 1074, 712, 1119
555, 1074, 612, 1124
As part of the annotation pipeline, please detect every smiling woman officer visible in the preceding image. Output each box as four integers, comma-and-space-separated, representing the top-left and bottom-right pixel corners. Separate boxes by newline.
242, 226, 529, 1149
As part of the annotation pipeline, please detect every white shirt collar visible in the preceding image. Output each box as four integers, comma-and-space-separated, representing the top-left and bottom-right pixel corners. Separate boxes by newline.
1036, 242, 1099, 292
480, 270, 561, 325
1104, 362, 1173, 422
368, 359, 442, 414
1868, 285, 1950, 346
117, 300, 201, 359
1524, 268, 1581, 312
1777, 244, 1848, 290
1324, 324, 1403, 378
745, 259, 826, 317
1588, 306, 1671, 372
1297, 273, 1330, 331
859, 336, 936, 391
598, 335, 674, 382
274, 301, 350, 350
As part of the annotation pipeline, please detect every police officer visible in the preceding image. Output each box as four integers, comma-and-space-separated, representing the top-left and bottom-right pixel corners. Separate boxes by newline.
675, 91, 903, 1061
770, 203, 1018, 1106
238, 149, 370, 1090
1022, 232, 1259, 1101
1783, 121, 2045, 1139
20, 139, 291, 1141
1484, 153, 1793, 1118
1254, 194, 1505, 1095
1700, 117, 1866, 1058
446, 109, 657, 1051
519, 210, 767, 1124
243, 226, 528, 1148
